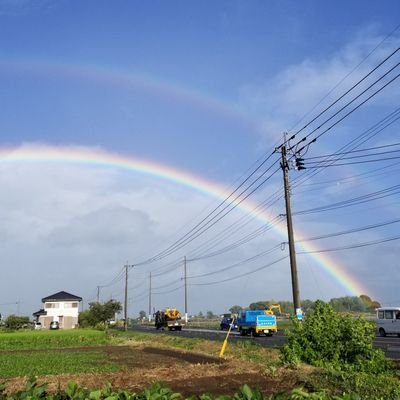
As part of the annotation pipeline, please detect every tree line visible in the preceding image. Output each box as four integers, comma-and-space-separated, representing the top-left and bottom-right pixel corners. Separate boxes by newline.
228, 294, 381, 315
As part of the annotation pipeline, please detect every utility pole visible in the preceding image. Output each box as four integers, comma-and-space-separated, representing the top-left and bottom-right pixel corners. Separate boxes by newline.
124, 264, 134, 331
96, 286, 100, 303
280, 143, 301, 314
184, 256, 188, 323
148, 272, 152, 322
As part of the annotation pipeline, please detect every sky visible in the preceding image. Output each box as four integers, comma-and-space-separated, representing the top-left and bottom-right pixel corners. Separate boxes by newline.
0, 0, 399, 319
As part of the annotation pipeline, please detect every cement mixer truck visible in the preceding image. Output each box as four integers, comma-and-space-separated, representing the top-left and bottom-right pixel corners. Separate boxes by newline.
154, 308, 183, 331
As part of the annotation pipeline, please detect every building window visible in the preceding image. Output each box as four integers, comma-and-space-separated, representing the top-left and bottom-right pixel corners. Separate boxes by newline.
45, 303, 59, 309
64, 302, 79, 308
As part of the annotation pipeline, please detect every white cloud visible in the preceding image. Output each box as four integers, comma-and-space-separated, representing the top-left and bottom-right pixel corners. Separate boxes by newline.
239, 31, 400, 142
0, 148, 352, 317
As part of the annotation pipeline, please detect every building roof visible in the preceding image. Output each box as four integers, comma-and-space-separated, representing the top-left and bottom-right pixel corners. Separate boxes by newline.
32, 309, 47, 317
41, 291, 82, 303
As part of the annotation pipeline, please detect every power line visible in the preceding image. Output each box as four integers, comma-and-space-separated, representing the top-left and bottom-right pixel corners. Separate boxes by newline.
152, 284, 184, 296
140, 164, 281, 264
306, 142, 400, 160
293, 184, 400, 216
187, 244, 282, 279
306, 155, 400, 168
189, 255, 289, 286
298, 235, 400, 254
296, 218, 400, 242
293, 64, 400, 154
287, 24, 400, 134
290, 107, 400, 189
137, 154, 279, 265
288, 47, 400, 151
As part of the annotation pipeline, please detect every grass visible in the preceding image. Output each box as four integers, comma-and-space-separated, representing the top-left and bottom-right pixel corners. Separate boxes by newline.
0, 350, 119, 378
0, 329, 109, 350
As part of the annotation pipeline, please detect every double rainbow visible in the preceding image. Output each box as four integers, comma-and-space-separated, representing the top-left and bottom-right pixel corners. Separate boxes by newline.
0, 144, 369, 296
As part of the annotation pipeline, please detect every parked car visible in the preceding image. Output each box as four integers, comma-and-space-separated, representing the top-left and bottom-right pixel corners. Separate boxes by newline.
49, 321, 59, 330
220, 317, 237, 331
33, 322, 42, 330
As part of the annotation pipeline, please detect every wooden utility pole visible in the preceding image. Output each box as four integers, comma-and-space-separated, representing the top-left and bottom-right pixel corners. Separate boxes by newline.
124, 265, 128, 331
281, 144, 301, 314
96, 286, 100, 303
184, 256, 188, 323
148, 272, 152, 322
124, 264, 134, 331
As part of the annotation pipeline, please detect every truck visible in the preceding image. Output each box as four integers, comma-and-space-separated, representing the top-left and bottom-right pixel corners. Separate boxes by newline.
237, 310, 277, 337
154, 308, 183, 331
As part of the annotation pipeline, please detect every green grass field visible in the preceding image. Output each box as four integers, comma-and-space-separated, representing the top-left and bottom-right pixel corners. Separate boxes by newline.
0, 329, 118, 378
0, 350, 119, 378
0, 329, 109, 350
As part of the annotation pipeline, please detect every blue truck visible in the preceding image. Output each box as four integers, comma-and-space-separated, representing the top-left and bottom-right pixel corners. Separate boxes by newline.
237, 310, 277, 337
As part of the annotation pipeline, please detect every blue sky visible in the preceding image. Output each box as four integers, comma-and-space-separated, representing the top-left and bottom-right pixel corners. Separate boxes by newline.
0, 0, 399, 318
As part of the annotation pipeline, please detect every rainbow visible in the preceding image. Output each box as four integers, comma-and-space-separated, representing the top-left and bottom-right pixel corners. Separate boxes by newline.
0, 144, 369, 296
0, 59, 259, 131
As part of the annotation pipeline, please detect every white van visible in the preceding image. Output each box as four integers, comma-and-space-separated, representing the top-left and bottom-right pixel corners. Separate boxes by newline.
376, 307, 400, 337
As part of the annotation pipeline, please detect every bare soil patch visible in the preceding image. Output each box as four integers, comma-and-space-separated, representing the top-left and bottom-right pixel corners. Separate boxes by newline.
2, 345, 300, 397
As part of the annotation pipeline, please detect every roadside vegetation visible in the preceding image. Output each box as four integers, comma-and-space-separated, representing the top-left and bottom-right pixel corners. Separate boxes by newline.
281, 300, 400, 399
0, 300, 398, 399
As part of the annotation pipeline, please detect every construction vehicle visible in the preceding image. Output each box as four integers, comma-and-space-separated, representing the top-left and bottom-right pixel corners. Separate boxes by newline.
154, 308, 183, 331
265, 303, 281, 315
237, 309, 277, 337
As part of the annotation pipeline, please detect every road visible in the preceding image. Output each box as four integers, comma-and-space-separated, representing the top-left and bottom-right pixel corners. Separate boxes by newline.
130, 324, 400, 359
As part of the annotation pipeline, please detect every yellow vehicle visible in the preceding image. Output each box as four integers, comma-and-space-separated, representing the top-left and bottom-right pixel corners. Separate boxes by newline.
265, 304, 281, 315
154, 308, 183, 331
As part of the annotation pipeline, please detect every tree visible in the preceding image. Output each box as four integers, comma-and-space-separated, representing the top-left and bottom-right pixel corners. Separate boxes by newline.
329, 296, 366, 312
139, 310, 147, 320
206, 310, 215, 319
5, 315, 30, 330
249, 301, 269, 310
229, 305, 243, 315
79, 300, 122, 329
360, 294, 381, 312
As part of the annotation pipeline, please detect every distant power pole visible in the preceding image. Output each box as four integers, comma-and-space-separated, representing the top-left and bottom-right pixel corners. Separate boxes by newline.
184, 256, 188, 323
97, 286, 100, 303
124, 264, 134, 331
280, 142, 301, 314
148, 272, 152, 322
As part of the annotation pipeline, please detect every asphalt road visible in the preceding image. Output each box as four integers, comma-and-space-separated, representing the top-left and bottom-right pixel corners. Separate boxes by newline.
130, 324, 400, 359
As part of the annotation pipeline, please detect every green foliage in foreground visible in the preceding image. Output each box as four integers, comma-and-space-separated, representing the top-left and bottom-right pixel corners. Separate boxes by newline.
0, 379, 372, 400
0, 329, 109, 350
281, 300, 387, 373
313, 368, 400, 400
0, 350, 119, 378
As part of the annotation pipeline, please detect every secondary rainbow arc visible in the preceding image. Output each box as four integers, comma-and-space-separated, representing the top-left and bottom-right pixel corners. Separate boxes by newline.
0, 144, 369, 296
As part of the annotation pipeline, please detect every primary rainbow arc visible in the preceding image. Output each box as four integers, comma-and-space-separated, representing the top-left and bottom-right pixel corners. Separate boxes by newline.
0, 144, 369, 297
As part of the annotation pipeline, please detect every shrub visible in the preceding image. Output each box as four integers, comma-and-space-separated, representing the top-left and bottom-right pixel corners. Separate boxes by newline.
281, 300, 387, 373
4, 315, 30, 330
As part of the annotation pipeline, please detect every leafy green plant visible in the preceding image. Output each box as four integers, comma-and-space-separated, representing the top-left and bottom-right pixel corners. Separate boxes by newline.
0, 379, 388, 400
281, 300, 387, 373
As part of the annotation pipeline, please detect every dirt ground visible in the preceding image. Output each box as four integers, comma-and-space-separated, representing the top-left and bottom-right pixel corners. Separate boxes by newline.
2, 345, 302, 397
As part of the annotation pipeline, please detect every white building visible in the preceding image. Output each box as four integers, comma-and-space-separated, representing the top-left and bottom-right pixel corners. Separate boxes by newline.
33, 291, 82, 329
